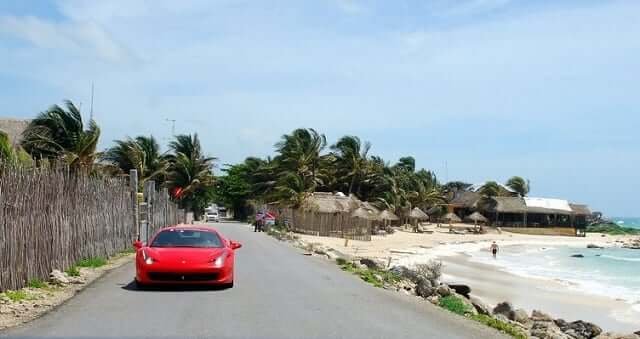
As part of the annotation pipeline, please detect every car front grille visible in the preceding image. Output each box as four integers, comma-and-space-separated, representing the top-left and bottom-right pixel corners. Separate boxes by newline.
148, 272, 218, 282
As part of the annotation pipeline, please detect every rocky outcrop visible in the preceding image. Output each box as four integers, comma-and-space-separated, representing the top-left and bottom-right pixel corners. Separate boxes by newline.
49, 270, 69, 286
448, 284, 471, 298
469, 296, 491, 315
493, 301, 516, 321
587, 244, 604, 249
436, 284, 452, 297
513, 308, 529, 325
571, 254, 585, 258
359, 258, 379, 270
555, 319, 602, 339
415, 278, 434, 298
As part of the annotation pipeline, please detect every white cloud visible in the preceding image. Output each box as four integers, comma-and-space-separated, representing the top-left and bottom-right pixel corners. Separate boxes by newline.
0, 15, 134, 63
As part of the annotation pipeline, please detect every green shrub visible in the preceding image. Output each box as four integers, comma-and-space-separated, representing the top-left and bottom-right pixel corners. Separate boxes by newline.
439, 295, 472, 315
66, 266, 80, 277
27, 279, 47, 289
3, 290, 33, 302
586, 223, 640, 235
335, 257, 348, 266
471, 314, 527, 339
76, 257, 107, 268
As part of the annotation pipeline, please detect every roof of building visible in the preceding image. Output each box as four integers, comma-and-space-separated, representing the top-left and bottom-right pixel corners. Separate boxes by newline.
0, 118, 30, 146
468, 181, 517, 194
449, 191, 481, 208
569, 204, 591, 216
494, 197, 527, 213
524, 197, 572, 215
301, 192, 380, 216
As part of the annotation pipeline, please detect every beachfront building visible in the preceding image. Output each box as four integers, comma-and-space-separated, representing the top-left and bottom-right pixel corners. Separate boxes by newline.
274, 192, 381, 241
447, 191, 591, 232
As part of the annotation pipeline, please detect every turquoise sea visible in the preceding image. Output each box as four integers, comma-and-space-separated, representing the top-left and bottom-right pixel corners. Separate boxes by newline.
612, 217, 640, 229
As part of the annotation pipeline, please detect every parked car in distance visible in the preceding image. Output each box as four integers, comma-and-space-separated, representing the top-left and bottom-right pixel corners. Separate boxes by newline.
206, 210, 219, 222
133, 225, 242, 288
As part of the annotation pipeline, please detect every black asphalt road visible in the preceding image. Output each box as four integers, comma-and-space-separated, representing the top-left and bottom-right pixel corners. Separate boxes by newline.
2, 222, 505, 339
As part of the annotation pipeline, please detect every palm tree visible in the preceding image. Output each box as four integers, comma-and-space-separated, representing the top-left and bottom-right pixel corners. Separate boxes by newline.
330, 135, 371, 195
102, 135, 168, 186
166, 134, 216, 217
21, 100, 100, 172
478, 181, 500, 224
506, 176, 530, 197
274, 128, 328, 193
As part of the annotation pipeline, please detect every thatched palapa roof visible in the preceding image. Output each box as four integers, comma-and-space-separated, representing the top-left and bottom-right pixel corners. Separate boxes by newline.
443, 212, 462, 223
0, 118, 30, 146
301, 192, 359, 213
379, 209, 399, 221
351, 207, 379, 220
464, 211, 488, 223
569, 204, 591, 216
409, 207, 429, 220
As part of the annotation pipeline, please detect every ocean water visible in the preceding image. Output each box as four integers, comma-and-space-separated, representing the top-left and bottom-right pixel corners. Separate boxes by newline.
396, 240, 640, 316
612, 217, 640, 229
467, 244, 640, 313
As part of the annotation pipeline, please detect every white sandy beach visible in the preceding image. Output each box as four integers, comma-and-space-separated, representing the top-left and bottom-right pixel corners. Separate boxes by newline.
296, 226, 640, 332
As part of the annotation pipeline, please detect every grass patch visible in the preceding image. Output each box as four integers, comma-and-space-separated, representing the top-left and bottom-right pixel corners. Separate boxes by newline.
586, 223, 640, 235
65, 266, 80, 277
439, 295, 473, 316
3, 290, 35, 302
337, 261, 401, 288
27, 279, 47, 289
471, 314, 527, 339
76, 257, 107, 268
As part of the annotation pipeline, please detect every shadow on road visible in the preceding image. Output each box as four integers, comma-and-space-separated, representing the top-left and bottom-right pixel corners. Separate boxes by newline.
120, 280, 233, 293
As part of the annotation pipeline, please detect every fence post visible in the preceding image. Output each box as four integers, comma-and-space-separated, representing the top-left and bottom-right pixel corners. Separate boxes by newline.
143, 180, 156, 243
130, 169, 139, 241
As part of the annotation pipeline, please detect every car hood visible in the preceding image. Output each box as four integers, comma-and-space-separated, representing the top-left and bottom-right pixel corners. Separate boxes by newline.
145, 247, 226, 264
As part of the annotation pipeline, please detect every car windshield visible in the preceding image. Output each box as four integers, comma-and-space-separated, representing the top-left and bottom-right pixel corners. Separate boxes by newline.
150, 229, 223, 248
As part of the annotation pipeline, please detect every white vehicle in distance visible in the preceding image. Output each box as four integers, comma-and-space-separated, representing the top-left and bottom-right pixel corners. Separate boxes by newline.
206, 210, 220, 222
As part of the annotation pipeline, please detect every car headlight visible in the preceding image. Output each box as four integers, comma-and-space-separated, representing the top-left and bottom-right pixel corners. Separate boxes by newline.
142, 250, 154, 265
213, 254, 226, 268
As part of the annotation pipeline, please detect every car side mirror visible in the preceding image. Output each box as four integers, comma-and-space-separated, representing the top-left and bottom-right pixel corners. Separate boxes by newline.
133, 240, 143, 249
230, 241, 242, 250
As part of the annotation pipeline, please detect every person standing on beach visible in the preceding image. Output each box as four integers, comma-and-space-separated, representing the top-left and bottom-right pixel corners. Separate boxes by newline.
490, 241, 499, 258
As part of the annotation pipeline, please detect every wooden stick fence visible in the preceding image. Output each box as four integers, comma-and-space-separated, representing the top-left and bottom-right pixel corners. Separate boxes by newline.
0, 166, 184, 291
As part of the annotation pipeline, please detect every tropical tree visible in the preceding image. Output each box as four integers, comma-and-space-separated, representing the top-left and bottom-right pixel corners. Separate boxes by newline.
165, 134, 216, 218
330, 135, 371, 195
275, 128, 330, 191
21, 100, 100, 172
0, 131, 32, 166
477, 181, 500, 216
506, 176, 530, 197
102, 135, 168, 186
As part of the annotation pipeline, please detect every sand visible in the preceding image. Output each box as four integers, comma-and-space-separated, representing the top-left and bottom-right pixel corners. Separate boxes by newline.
296, 225, 640, 332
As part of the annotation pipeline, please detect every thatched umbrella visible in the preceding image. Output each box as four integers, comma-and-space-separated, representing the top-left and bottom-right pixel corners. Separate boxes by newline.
443, 212, 462, 223
378, 209, 399, 228
409, 207, 429, 220
379, 209, 399, 221
351, 207, 379, 220
464, 211, 488, 225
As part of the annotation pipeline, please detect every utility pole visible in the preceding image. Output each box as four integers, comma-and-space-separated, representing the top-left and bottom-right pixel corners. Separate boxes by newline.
165, 119, 176, 136
90, 82, 94, 121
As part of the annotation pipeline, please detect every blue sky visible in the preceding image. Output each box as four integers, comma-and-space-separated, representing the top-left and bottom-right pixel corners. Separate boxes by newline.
1, 0, 638, 216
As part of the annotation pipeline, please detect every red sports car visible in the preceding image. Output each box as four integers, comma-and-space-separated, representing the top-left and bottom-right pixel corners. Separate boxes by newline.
133, 225, 242, 288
